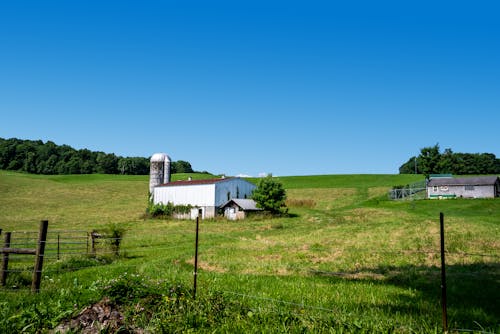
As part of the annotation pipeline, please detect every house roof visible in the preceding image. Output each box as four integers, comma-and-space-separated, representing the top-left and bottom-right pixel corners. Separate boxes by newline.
220, 199, 262, 211
428, 176, 500, 187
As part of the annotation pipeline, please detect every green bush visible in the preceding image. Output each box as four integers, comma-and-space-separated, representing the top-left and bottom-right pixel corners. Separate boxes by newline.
105, 223, 126, 256
146, 200, 193, 218
146, 201, 174, 218
252, 175, 288, 215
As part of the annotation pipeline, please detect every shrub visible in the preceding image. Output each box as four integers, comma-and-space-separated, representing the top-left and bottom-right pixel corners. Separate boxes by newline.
105, 223, 126, 256
145, 199, 193, 219
146, 201, 174, 218
251, 175, 288, 215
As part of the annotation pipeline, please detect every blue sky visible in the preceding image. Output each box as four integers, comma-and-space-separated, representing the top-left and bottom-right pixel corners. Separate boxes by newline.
1, 1, 499, 176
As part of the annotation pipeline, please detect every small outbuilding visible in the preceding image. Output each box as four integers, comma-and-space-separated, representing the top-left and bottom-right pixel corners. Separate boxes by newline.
427, 176, 500, 199
220, 198, 262, 220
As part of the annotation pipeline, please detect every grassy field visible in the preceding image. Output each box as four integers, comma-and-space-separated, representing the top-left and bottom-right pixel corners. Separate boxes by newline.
0, 171, 498, 333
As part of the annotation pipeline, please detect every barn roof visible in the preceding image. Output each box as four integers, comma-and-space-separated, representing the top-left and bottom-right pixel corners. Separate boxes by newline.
428, 176, 500, 187
158, 177, 254, 187
220, 199, 261, 211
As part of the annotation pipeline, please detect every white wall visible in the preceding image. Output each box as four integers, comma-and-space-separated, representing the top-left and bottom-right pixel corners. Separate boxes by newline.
154, 184, 216, 206
428, 185, 496, 198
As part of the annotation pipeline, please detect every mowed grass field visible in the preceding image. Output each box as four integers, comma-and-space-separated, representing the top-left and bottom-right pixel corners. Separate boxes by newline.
0, 170, 498, 333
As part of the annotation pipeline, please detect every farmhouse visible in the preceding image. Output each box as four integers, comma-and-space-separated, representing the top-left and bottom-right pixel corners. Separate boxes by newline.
149, 152, 256, 219
220, 198, 262, 220
427, 176, 500, 199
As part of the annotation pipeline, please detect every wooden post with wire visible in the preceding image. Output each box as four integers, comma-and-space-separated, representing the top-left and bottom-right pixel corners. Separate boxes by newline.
1, 232, 12, 286
0, 220, 48, 292
32, 220, 49, 293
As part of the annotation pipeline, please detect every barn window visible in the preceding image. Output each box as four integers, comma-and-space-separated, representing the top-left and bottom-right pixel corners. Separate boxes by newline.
465, 185, 475, 191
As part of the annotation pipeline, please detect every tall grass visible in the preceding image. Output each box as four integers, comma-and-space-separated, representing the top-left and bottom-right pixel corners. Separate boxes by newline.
0, 171, 498, 333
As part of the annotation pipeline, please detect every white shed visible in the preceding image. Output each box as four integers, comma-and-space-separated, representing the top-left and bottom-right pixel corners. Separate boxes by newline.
220, 198, 262, 220
427, 176, 500, 199
153, 177, 256, 219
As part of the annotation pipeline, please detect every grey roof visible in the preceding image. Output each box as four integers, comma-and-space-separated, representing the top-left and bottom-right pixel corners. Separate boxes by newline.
428, 176, 500, 187
220, 199, 262, 211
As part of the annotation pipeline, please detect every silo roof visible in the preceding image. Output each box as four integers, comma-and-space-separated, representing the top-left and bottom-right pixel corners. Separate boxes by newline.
150, 153, 170, 162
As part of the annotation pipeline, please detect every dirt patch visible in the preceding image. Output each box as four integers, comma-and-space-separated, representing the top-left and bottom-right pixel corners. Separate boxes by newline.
185, 258, 227, 273
52, 297, 142, 334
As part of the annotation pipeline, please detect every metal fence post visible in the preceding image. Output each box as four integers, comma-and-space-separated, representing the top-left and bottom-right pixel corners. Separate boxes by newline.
57, 233, 60, 260
440, 212, 448, 333
193, 214, 200, 300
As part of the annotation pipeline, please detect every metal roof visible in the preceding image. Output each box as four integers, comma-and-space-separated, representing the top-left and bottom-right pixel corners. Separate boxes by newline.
428, 176, 500, 187
220, 198, 262, 211
158, 177, 253, 187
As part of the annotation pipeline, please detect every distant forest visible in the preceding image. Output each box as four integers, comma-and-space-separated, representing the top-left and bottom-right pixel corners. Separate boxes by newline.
399, 144, 500, 175
0, 138, 194, 175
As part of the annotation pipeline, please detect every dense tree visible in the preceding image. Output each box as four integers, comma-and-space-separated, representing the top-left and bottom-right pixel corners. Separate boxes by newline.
118, 157, 149, 175
399, 145, 500, 175
0, 137, 197, 176
171, 160, 194, 173
418, 144, 441, 176
251, 175, 287, 214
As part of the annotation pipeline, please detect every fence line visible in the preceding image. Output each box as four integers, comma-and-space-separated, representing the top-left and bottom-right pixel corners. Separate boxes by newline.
3, 232, 497, 265
1, 218, 498, 332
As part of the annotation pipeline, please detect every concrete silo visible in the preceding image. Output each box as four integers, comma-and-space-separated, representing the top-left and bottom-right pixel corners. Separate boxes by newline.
149, 153, 171, 196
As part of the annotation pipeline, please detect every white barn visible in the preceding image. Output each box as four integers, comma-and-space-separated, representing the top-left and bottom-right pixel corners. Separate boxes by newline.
153, 177, 256, 219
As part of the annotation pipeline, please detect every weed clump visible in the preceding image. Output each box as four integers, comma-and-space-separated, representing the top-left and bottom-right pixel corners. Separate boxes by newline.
145, 200, 193, 219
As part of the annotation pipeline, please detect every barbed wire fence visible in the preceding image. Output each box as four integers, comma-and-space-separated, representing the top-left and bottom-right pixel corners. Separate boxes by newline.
0, 216, 498, 333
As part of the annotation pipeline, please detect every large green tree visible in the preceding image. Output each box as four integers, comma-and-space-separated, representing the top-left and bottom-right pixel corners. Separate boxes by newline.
251, 175, 287, 214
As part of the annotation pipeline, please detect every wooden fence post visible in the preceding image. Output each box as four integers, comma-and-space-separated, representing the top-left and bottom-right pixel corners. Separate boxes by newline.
32, 220, 48, 293
91, 231, 99, 256
1, 232, 12, 286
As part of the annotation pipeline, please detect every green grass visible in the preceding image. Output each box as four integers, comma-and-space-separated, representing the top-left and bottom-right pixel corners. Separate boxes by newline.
0, 170, 498, 333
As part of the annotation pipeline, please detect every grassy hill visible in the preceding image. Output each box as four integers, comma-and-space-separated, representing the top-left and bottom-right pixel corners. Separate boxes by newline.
0, 171, 498, 333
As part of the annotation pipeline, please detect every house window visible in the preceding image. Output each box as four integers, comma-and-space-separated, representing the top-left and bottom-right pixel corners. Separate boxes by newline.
433, 186, 438, 192
236, 187, 240, 198
227, 191, 231, 201
465, 185, 475, 191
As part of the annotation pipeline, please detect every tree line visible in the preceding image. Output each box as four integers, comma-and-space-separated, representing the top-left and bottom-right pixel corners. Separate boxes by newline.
399, 144, 500, 175
0, 137, 194, 175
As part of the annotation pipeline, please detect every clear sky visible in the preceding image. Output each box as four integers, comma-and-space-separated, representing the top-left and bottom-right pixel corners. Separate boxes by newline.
1, 1, 499, 177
